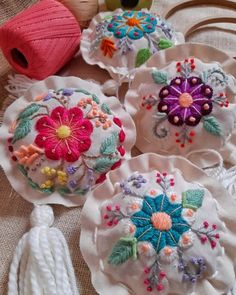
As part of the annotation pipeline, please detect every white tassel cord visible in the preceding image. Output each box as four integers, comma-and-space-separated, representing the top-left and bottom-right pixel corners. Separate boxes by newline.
8, 205, 79, 295
5, 74, 38, 99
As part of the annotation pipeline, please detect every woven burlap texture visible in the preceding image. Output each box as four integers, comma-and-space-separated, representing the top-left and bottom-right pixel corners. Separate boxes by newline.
0, 0, 236, 294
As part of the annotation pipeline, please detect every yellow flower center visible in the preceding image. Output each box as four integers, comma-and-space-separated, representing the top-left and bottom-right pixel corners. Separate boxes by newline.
179, 93, 193, 108
126, 17, 140, 27
151, 212, 172, 231
56, 125, 71, 139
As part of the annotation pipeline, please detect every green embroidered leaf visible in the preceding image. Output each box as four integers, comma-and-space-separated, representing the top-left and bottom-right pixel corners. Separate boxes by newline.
17, 164, 28, 177
135, 48, 152, 67
154, 112, 167, 121
28, 178, 40, 190
200, 71, 209, 83
75, 89, 91, 95
152, 70, 168, 85
40, 188, 55, 194
12, 119, 32, 144
92, 94, 100, 104
203, 116, 222, 136
94, 157, 119, 173
58, 187, 72, 195
101, 103, 112, 115
17, 103, 41, 121
28, 178, 54, 194
100, 133, 118, 155
182, 189, 204, 210
74, 187, 89, 195
158, 38, 173, 50
108, 237, 137, 265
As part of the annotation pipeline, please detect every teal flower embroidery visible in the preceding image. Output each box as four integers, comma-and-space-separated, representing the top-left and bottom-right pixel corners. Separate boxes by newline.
107, 11, 157, 40
131, 195, 190, 253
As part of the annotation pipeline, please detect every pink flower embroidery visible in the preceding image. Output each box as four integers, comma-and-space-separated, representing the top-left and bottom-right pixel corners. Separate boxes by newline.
35, 106, 93, 162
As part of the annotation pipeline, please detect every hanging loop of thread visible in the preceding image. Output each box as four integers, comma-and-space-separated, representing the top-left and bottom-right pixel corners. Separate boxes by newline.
8, 205, 79, 295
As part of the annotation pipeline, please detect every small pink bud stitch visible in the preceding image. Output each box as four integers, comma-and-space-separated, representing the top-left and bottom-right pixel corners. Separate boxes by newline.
107, 221, 113, 227
144, 267, 150, 274
106, 205, 112, 211
159, 271, 166, 280
211, 240, 217, 249
104, 214, 109, 219
203, 221, 209, 228
115, 204, 120, 211
113, 218, 119, 225
215, 233, 220, 239
147, 286, 153, 292
157, 284, 164, 292
201, 236, 207, 244
144, 279, 150, 285
212, 224, 217, 230
162, 172, 167, 177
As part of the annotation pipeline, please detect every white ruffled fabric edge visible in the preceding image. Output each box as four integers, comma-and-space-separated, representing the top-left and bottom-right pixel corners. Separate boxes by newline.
0, 75, 136, 207
80, 153, 236, 295
80, 9, 185, 82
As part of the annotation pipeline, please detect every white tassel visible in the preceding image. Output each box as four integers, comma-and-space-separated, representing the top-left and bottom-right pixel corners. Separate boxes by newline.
8, 205, 79, 295
5, 74, 38, 99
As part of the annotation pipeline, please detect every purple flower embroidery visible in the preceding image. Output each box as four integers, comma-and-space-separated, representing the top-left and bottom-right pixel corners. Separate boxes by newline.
158, 77, 213, 126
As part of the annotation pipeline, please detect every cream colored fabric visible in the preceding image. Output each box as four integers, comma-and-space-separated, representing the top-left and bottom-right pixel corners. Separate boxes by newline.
0, 0, 236, 294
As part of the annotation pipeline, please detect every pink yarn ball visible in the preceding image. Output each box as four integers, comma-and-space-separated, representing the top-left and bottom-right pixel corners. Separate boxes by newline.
0, 0, 81, 79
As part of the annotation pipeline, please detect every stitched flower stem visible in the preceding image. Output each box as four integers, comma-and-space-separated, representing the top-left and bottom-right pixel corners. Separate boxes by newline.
191, 222, 220, 249
143, 258, 166, 292
156, 172, 175, 194
104, 204, 131, 226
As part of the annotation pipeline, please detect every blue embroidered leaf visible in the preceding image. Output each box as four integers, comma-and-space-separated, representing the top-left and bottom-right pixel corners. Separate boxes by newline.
17, 103, 41, 120
12, 119, 32, 144
108, 237, 137, 265
100, 133, 118, 155
152, 70, 168, 85
158, 38, 173, 50
203, 117, 222, 136
94, 157, 119, 173
17, 164, 28, 177
182, 189, 204, 210
135, 48, 152, 67
101, 103, 112, 115
92, 94, 100, 104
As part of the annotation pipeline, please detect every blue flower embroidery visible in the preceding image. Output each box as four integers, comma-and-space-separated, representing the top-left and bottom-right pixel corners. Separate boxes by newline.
131, 195, 190, 253
107, 11, 157, 40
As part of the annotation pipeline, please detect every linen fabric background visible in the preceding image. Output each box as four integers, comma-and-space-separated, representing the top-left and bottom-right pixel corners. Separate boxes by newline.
0, 0, 236, 294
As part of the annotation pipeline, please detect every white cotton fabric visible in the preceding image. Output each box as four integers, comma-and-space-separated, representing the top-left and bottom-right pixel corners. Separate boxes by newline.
0, 76, 136, 207
80, 153, 236, 295
124, 43, 236, 166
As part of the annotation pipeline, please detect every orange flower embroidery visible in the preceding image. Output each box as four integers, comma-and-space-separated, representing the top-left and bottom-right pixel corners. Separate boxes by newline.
101, 38, 116, 58
13, 144, 44, 166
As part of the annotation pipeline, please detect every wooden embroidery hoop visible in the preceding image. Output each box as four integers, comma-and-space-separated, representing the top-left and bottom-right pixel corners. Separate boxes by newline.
163, 0, 236, 59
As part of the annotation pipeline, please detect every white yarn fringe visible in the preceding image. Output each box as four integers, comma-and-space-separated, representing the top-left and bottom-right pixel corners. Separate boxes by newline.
8, 205, 79, 295
5, 74, 38, 99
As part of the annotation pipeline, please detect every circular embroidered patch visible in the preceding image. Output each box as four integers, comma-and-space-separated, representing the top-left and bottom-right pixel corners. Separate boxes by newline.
124, 57, 236, 155
0, 76, 136, 206
80, 154, 236, 295
81, 9, 184, 79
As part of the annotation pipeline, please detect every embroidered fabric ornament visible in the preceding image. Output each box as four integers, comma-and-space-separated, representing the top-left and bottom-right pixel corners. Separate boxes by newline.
124, 43, 236, 165
0, 76, 136, 207
80, 153, 236, 295
0, 0, 81, 80
81, 9, 184, 82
